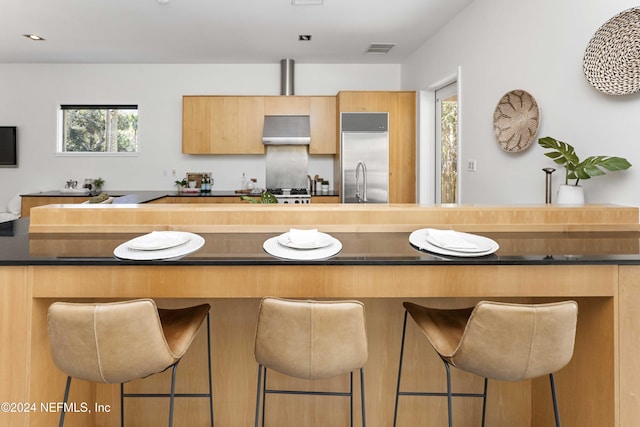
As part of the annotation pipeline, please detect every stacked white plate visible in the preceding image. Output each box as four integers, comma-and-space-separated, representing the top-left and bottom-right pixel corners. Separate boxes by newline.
409, 228, 498, 257
263, 228, 342, 260
114, 231, 205, 260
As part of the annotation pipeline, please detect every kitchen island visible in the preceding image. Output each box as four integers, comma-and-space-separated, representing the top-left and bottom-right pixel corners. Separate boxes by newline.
2, 203, 640, 427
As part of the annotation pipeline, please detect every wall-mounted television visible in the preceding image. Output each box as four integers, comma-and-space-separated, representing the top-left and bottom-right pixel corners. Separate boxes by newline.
0, 126, 17, 167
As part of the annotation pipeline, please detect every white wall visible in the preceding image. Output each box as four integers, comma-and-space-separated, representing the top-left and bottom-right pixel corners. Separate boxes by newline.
402, 0, 640, 206
0, 63, 400, 209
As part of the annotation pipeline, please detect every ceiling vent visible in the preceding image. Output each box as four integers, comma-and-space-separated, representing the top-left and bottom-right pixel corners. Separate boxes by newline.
292, 0, 323, 5
365, 43, 396, 54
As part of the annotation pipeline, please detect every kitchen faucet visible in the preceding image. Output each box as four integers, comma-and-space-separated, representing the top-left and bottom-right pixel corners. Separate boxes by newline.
355, 160, 367, 203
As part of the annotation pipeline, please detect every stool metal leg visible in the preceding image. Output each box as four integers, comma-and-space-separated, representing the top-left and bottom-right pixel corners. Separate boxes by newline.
550, 373, 561, 427
350, 371, 354, 427
261, 366, 268, 427
168, 362, 178, 427
481, 377, 488, 427
360, 367, 366, 427
58, 376, 72, 427
393, 310, 409, 427
444, 361, 453, 427
120, 382, 125, 427
205, 313, 214, 427
254, 364, 263, 427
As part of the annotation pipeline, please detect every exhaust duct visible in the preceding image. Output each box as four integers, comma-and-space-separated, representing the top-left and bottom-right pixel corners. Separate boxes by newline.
280, 58, 295, 95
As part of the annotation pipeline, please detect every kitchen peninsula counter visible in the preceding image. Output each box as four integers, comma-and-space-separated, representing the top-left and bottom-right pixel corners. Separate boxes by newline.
2, 203, 640, 427
3, 216, 640, 266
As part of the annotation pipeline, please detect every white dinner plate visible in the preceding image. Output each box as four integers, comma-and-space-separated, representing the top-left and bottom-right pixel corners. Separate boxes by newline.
114, 232, 205, 260
276, 231, 334, 250
264, 235, 342, 260
409, 229, 498, 257
424, 228, 494, 253
126, 231, 192, 251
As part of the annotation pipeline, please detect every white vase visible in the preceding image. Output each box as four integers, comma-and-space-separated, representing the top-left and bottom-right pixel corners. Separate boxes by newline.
556, 184, 585, 205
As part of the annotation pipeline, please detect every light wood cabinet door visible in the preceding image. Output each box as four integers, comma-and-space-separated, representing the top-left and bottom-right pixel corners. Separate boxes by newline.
309, 96, 337, 154
264, 96, 309, 115
182, 96, 265, 154
311, 196, 340, 203
337, 91, 416, 203
337, 91, 390, 112
388, 92, 416, 203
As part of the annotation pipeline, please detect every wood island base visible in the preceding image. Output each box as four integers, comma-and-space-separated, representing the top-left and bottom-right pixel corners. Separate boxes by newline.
1, 264, 619, 427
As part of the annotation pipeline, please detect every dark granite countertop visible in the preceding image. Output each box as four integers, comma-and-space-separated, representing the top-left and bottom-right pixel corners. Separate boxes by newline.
2, 217, 640, 267
21, 190, 340, 204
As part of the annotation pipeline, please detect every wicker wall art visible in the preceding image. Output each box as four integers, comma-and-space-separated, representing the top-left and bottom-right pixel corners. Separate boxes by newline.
493, 89, 540, 153
583, 6, 640, 96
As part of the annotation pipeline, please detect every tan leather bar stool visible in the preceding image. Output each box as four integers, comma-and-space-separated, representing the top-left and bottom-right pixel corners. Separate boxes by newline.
48, 299, 214, 427
254, 297, 368, 427
393, 300, 578, 427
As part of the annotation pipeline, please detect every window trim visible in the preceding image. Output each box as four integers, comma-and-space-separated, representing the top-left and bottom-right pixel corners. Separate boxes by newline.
59, 104, 138, 110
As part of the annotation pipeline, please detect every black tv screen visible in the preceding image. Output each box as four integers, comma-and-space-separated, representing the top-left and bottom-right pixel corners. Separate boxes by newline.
0, 126, 17, 167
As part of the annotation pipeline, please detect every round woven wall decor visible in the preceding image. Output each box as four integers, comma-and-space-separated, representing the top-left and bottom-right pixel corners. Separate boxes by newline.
583, 7, 640, 96
493, 89, 540, 153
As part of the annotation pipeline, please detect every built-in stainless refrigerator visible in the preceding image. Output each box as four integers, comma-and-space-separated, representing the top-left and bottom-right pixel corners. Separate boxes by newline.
340, 112, 389, 203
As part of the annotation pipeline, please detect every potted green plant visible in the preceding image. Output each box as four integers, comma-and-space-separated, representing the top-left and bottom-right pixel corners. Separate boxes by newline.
174, 178, 187, 192
92, 177, 105, 193
538, 136, 631, 204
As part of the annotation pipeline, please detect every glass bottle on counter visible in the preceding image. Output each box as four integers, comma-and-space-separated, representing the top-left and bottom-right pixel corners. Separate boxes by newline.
202, 174, 211, 193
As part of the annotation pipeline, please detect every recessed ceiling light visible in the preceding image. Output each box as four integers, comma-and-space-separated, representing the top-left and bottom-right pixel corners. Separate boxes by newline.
292, 0, 323, 5
365, 43, 396, 54
299, 35, 312, 41
23, 34, 45, 41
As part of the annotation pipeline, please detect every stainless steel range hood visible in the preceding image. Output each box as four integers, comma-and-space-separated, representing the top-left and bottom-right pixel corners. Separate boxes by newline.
262, 115, 311, 145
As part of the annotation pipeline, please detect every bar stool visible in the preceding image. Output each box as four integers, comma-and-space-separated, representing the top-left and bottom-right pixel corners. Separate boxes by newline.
393, 300, 578, 427
47, 299, 214, 427
254, 297, 368, 427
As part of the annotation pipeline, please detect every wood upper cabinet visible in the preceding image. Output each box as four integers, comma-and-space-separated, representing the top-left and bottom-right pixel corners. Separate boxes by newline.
309, 96, 337, 154
336, 91, 390, 113
337, 91, 416, 203
182, 96, 265, 154
183, 95, 336, 155
264, 96, 309, 115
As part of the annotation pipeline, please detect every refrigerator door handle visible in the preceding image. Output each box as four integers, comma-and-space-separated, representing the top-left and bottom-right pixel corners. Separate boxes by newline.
355, 160, 367, 203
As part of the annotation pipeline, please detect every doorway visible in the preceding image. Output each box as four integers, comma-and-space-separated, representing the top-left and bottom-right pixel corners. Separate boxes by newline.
435, 82, 458, 203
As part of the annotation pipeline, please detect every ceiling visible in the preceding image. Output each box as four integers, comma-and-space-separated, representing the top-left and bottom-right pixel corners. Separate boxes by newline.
1, 0, 473, 64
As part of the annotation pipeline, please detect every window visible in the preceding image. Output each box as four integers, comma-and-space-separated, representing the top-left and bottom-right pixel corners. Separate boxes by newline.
58, 105, 138, 154
435, 83, 458, 203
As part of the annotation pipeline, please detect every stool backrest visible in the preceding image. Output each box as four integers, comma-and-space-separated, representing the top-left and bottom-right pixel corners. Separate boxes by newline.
48, 299, 176, 384
453, 300, 578, 381
254, 297, 368, 380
